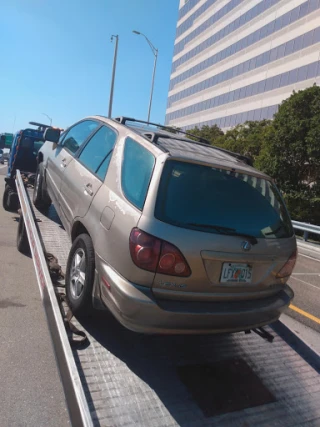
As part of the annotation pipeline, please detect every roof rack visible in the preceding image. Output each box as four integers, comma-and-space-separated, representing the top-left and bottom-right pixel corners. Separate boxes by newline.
143, 131, 203, 147
113, 117, 209, 143
113, 116, 253, 166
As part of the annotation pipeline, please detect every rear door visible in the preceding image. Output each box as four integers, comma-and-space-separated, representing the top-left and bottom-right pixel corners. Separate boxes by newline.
45, 120, 99, 207
145, 159, 295, 302
59, 124, 117, 232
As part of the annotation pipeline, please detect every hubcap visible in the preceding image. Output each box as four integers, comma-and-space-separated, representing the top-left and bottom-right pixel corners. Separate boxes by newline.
70, 248, 86, 299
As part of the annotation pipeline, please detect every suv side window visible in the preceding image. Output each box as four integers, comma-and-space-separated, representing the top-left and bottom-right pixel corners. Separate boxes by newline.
78, 125, 117, 180
62, 120, 99, 154
58, 130, 66, 144
121, 137, 155, 210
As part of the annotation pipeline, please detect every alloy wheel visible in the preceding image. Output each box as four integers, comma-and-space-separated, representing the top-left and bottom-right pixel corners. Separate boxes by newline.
70, 248, 86, 299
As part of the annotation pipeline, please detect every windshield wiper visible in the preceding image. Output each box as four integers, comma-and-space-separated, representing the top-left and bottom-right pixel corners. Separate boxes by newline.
264, 224, 287, 236
187, 223, 235, 232
187, 223, 258, 245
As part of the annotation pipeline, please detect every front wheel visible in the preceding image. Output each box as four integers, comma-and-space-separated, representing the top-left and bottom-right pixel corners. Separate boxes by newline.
65, 234, 95, 316
33, 163, 51, 210
3, 185, 19, 212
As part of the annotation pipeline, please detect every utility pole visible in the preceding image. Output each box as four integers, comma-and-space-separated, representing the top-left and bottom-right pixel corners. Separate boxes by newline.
133, 31, 158, 122
108, 35, 119, 118
148, 50, 158, 122
42, 113, 52, 126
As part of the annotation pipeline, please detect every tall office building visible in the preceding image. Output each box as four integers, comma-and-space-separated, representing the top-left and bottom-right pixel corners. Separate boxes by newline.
165, 0, 320, 130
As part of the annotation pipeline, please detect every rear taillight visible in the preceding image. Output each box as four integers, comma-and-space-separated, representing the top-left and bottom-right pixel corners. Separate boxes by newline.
129, 228, 161, 273
129, 228, 191, 277
276, 250, 297, 278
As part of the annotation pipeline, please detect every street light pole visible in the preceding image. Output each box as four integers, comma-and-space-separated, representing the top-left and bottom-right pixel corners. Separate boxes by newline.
133, 30, 158, 122
108, 35, 119, 118
42, 113, 52, 126
147, 49, 158, 122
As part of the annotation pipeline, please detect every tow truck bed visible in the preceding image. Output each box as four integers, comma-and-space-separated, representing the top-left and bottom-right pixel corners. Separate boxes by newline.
16, 172, 320, 427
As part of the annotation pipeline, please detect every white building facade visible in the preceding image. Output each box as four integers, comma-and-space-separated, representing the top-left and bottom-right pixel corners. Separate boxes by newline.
165, 0, 320, 130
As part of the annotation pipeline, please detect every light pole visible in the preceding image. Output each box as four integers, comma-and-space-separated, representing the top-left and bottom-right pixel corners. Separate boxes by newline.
133, 30, 158, 122
42, 113, 52, 126
108, 35, 119, 118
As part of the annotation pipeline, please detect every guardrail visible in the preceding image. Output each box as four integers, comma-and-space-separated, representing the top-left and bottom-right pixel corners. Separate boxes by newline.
292, 220, 320, 241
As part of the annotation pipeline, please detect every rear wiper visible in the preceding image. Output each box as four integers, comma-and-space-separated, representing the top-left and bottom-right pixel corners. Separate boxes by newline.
187, 223, 258, 245
187, 223, 235, 232
264, 224, 286, 236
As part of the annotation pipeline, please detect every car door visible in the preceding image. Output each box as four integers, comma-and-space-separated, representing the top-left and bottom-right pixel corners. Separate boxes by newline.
45, 120, 99, 208
59, 124, 118, 233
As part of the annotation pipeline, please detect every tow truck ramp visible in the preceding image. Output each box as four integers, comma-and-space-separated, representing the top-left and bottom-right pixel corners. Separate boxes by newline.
16, 171, 320, 427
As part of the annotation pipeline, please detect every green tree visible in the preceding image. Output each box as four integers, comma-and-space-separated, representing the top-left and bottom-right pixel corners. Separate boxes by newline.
257, 85, 320, 224
222, 120, 273, 162
185, 121, 273, 161
186, 124, 224, 144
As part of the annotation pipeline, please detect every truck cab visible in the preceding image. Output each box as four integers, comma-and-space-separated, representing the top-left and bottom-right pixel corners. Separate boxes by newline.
2, 122, 62, 211
6, 123, 49, 178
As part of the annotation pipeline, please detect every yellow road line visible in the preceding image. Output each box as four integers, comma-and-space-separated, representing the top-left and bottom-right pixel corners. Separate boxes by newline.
289, 304, 320, 324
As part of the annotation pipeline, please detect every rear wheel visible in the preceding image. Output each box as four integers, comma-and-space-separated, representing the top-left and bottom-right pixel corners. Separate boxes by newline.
17, 214, 30, 255
66, 234, 95, 316
3, 185, 19, 212
33, 163, 51, 210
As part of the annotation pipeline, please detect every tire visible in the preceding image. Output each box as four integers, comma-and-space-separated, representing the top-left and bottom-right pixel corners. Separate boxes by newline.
66, 234, 95, 316
33, 163, 51, 210
17, 214, 30, 255
3, 185, 19, 212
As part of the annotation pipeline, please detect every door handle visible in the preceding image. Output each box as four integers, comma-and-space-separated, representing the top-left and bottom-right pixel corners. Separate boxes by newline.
61, 158, 67, 168
84, 183, 94, 196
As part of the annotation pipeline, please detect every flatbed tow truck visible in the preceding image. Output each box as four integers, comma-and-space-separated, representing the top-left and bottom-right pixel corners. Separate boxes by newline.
14, 169, 320, 427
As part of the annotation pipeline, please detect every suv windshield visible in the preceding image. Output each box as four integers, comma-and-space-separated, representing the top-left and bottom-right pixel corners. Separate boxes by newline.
155, 160, 293, 239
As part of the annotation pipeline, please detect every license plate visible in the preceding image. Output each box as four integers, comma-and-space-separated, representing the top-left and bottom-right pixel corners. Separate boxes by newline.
220, 263, 252, 283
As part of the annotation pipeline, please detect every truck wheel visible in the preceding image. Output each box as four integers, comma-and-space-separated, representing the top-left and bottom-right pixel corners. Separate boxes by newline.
3, 185, 19, 212
17, 214, 30, 255
66, 234, 95, 316
33, 163, 51, 210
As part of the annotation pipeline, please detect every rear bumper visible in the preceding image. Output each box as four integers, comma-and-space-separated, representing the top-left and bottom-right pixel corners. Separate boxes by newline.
97, 259, 294, 335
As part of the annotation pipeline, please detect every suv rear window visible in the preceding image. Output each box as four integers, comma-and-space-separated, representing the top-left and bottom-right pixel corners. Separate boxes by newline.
155, 160, 293, 239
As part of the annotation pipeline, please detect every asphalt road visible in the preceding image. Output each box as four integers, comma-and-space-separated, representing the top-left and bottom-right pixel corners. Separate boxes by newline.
286, 241, 320, 333
0, 165, 70, 427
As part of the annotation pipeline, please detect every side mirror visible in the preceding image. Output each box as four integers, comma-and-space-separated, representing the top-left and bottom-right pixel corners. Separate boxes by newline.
44, 127, 61, 144
0, 135, 5, 149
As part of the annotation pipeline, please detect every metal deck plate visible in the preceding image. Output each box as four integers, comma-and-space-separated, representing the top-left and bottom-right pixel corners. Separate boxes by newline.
32, 197, 320, 427
177, 358, 276, 417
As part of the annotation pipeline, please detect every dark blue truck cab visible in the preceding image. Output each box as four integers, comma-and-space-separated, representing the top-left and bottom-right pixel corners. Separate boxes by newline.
1, 122, 55, 211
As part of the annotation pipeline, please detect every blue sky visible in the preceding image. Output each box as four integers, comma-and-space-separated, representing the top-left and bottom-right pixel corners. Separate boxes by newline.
1, 0, 178, 133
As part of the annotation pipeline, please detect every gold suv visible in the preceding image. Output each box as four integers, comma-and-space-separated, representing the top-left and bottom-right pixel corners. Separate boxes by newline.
34, 116, 296, 334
